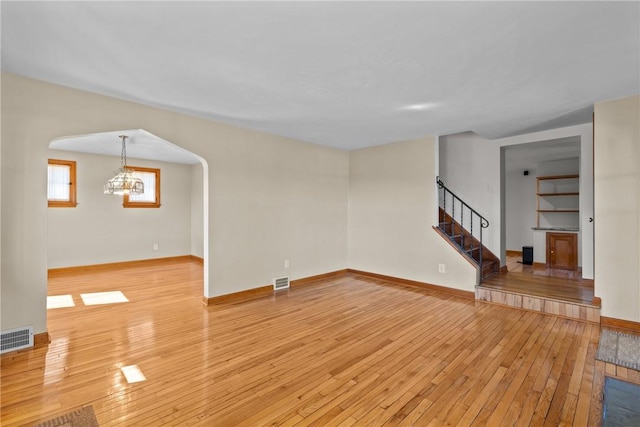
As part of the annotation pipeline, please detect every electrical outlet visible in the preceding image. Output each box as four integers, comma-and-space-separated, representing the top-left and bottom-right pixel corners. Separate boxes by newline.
438, 263, 445, 273
153, 243, 159, 251
284, 259, 290, 269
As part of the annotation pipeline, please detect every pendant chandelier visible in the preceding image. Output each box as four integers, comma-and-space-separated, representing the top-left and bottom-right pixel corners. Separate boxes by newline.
103, 135, 144, 195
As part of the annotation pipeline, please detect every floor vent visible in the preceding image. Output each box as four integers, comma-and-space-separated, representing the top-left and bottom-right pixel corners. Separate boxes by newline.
1, 326, 34, 354
273, 276, 290, 290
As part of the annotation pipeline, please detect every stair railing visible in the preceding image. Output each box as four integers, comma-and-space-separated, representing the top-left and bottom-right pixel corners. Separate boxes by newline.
436, 177, 490, 279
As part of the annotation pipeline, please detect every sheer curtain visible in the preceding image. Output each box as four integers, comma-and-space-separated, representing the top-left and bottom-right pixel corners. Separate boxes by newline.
48, 164, 70, 201
128, 171, 155, 202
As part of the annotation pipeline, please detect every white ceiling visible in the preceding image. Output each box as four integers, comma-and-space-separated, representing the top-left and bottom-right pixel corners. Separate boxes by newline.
504, 137, 580, 173
2, 1, 639, 153
50, 130, 202, 165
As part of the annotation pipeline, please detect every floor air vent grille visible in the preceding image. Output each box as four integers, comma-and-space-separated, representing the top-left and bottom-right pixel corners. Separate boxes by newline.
1, 326, 34, 354
273, 276, 290, 290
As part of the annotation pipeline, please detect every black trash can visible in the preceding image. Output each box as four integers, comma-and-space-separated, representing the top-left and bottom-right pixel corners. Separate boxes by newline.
522, 246, 533, 265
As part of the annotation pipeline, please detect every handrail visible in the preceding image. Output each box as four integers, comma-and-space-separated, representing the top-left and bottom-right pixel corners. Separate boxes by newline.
436, 176, 490, 282
436, 177, 489, 229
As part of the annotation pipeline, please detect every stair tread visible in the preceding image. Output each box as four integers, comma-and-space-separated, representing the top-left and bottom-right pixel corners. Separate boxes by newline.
437, 206, 499, 283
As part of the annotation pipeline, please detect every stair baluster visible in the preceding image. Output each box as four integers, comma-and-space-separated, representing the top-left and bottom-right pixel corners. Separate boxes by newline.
436, 177, 495, 282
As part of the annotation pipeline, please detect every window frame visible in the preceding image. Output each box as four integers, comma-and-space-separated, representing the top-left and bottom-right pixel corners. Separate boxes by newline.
48, 159, 77, 208
123, 166, 161, 208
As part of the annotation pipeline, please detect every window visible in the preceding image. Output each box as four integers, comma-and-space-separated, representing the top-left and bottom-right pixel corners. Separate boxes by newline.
48, 159, 77, 207
123, 166, 161, 208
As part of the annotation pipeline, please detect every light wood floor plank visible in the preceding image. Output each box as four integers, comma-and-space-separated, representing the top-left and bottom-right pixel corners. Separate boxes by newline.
0, 261, 606, 426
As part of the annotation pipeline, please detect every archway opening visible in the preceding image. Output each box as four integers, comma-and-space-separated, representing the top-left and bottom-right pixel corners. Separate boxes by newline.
47, 128, 209, 297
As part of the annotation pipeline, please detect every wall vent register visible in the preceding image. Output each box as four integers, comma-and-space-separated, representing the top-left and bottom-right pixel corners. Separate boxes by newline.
1, 326, 34, 354
273, 276, 290, 290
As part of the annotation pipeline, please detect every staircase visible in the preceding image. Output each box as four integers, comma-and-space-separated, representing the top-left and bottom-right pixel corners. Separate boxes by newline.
435, 177, 500, 282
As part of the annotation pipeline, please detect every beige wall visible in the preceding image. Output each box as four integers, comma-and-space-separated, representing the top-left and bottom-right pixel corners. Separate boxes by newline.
1, 74, 349, 334
348, 137, 477, 291
438, 132, 502, 256
207, 131, 349, 296
47, 150, 194, 268
594, 94, 640, 322
190, 164, 204, 259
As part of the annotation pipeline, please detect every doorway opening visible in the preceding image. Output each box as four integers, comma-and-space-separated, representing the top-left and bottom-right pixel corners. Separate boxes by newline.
488, 136, 594, 305
46, 129, 209, 299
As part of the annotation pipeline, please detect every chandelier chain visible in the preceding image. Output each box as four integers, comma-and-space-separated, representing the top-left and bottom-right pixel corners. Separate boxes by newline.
120, 135, 128, 169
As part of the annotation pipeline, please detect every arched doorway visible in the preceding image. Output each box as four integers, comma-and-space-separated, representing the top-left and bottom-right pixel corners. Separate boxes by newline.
47, 129, 209, 296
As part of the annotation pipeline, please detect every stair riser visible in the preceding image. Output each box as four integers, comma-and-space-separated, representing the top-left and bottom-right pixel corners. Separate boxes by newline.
476, 287, 600, 323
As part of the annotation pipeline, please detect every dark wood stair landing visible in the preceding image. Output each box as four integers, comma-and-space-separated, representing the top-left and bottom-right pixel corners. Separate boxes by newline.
480, 271, 594, 305
477, 254, 599, 323
479, 254, 594, 305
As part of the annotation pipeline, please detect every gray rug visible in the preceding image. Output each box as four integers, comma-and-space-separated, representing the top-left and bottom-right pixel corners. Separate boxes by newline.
596, 329, 640, 370
33, 405, 99, 427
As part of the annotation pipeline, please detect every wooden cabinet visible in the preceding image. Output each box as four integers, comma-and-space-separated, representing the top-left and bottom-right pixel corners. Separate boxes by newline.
536, 175, 579, 228
546, 232, 578, 270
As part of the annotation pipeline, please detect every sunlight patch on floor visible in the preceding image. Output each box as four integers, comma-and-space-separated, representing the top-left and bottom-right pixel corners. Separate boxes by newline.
80, 291, 129, 306
47, 294, 75, 309
121, 365, 146, 383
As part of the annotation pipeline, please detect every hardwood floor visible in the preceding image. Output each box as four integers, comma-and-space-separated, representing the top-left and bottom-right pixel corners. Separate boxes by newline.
1, 260, 604, 426
504, 253, 584, 280
481, 254, 594, 305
